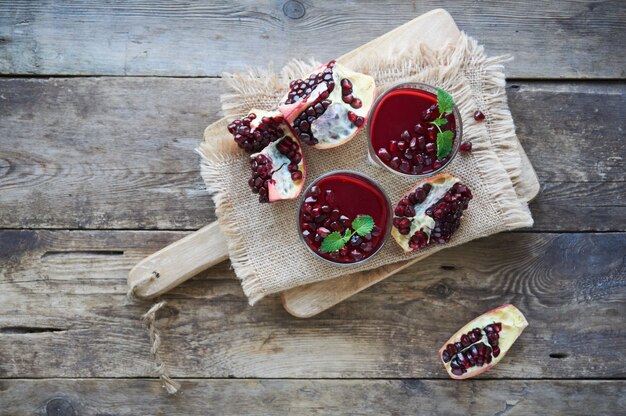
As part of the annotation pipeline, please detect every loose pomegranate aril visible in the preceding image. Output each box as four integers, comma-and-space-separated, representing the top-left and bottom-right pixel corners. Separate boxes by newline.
460, 141, 473, 152
438, 304, 528, 379
391, 174, 472, 253
279, 61, 375, 149
474, 110, 485, 121
228, 110, 286, 153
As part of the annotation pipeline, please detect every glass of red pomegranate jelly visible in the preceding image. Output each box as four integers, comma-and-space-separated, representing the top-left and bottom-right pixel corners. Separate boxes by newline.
298, 171, 392, 265
367, 82, 462, 177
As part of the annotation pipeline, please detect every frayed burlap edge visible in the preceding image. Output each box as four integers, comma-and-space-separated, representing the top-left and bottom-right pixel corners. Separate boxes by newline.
200, 32, 533, 304
196, 120, 267, 305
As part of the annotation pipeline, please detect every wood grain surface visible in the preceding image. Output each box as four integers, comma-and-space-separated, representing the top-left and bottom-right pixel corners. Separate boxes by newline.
1, 1, 625, 78
1, 379, 625, 415
1, 230, 624, 378
0, 79, 623, 231
1, 1, 625, 413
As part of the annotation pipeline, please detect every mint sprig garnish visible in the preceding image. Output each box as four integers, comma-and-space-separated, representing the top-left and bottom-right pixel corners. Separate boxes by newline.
320, 215, 374, 253
430, 88, 455, 160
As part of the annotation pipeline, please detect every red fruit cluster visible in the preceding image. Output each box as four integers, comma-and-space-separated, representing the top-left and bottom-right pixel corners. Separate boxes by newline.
285, 60, 336, 105
441, 322, 502, 376
301, 185, 382, 262
227, 113, 285, 153
377, 104, 456, 175
248, 137, 302, 203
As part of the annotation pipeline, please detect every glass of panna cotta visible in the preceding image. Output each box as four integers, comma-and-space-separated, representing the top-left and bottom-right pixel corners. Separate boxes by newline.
367, 82, 462, 177
297, 171, 392, 265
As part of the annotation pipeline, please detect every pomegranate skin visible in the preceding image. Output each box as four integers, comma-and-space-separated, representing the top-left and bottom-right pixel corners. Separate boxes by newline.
438, 304, 528, 380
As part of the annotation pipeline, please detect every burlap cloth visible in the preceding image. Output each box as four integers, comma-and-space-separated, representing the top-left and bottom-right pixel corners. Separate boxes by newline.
198, 34, 534, 305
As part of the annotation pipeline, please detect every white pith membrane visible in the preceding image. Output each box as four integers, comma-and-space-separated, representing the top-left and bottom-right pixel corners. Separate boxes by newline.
439, 304, 529, 380
312, 64, 375, 148
251, 136, 304, 201
278, 61, 375, 149
391, 175, 460, 252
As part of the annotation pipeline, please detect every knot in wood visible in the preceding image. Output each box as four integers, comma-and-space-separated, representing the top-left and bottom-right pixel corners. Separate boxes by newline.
46, 398, 76, 416
283, 0, 305, 19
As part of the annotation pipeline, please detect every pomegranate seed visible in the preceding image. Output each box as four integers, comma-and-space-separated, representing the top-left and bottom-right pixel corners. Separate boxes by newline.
342, 94, 354, 104
460, 141, 472, 152
377, 148, 392, 162
389, 157, 401, 169
454, 342, 463, 353
341, 78, 352, 90
351, 98, 362, 109
461, 334, 470, 347
389, 140, 398, 153
442, 350, 451, 363
347, 111, 357, 123
350, 249, 364, 261
291, 171, 302, 180
492, 346, 500, 357
354, 116, 365, 127
309, 186, 321, 197
494, 322, 502, 333
474, 110, 485, 121
316, 227, 330, 238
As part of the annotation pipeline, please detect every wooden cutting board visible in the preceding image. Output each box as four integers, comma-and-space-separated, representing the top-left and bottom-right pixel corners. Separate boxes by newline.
280, 9, 540, 318
129, 9, 539, 316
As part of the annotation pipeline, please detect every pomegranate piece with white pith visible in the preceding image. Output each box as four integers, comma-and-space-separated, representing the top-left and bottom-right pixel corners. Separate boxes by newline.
439, 304, 528, 379
391, 174, 472, 253
248, 134, 305, 203
279, 60, 375, 149
227, 110, 286, 153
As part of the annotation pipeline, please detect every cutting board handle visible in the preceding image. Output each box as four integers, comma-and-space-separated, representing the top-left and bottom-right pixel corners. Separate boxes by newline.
128, 221, 229, 299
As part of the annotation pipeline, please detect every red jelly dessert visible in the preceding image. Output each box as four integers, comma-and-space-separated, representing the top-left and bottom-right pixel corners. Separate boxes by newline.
368, 83, 462, 176
298, 171, 391, 264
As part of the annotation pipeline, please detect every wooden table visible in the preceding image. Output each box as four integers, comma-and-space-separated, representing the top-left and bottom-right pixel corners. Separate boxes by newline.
1, 2, 625, 415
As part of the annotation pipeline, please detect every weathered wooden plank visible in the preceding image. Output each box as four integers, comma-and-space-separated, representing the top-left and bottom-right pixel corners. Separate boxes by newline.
1, 230, 624, 378
1, 379, 625, 416
1, 78, 623, 231
1, 1, 625, 78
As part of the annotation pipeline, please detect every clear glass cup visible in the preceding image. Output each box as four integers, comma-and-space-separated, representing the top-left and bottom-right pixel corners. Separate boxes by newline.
297, 170, 392, 266
366, 82, 463, 178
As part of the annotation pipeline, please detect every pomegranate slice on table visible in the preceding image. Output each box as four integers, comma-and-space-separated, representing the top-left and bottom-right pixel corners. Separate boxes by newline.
391, 174, 472, 253
227, 109, 287, 154
439, 304, 528, 379
248, 134, 305, 203
278, 60, 376, 149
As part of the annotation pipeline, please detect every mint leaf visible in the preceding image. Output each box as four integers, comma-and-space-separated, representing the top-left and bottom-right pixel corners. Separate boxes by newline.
436, 130, 454, 160
436, 88, 454, 115
321, 231, 347, 253
352, 215, 374, 237
430, 118, 448, 128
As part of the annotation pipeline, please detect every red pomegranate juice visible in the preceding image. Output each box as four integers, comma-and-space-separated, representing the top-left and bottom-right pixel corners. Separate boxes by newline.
369, 87, 457, 175
298, 172, 390, 264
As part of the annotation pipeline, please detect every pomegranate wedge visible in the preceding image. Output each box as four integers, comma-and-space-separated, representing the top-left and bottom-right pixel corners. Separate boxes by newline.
248, 134, 305, 203
279, 60, 375, 149
439, 304, 528, 380
391, 174, 472, 253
